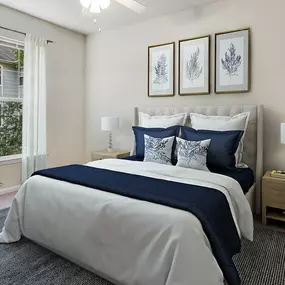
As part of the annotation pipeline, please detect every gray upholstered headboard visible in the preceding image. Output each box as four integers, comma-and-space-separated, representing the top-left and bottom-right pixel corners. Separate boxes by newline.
134, 105, 264, 213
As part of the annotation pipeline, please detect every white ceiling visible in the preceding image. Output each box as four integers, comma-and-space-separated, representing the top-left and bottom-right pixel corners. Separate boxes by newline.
0, 0, 219, 35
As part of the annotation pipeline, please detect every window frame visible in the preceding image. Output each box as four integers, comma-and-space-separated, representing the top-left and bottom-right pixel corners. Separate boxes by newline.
0, 65, 3, 93
19, 67, 24, 87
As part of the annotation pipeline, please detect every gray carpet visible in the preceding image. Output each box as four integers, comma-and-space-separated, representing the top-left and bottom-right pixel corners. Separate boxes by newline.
1, 208, 285, 285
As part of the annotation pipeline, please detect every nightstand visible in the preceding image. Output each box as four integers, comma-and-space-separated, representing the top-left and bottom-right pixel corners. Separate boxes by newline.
262, 171, 285, 225
91, 150, 130, 161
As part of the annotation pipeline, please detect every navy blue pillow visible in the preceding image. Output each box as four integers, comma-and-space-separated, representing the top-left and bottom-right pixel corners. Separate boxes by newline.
132, 126, 180, 160
181, 127, 243, 170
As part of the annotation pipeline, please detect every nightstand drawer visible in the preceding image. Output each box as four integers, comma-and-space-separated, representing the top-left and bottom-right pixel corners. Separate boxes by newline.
263, 180, 285, 208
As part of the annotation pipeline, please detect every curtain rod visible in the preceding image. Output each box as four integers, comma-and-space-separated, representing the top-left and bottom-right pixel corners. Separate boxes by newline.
0, 25, 54, 44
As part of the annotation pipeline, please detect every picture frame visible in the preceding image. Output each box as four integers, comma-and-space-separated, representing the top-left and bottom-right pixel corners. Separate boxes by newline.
148, 42, 175, 97
215, 28, 251, 94
179, 35, 210, 95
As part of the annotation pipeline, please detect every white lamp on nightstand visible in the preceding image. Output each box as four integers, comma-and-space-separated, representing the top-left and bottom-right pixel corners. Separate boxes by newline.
101, 117, 119, 151
281, 123, 285, 144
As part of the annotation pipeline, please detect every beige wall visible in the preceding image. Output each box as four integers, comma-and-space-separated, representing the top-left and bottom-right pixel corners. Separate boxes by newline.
86, 0, 285, 172
0, 5, 86, 189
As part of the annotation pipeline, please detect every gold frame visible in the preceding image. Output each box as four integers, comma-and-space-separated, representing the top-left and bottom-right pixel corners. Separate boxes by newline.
148, 42, 175, 97
179, 35, 211, 96
214, 27, 251, 94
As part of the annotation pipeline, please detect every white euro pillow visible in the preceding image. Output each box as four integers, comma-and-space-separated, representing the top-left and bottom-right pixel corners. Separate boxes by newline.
139, 112, 187, 128
190, 112, 250, 168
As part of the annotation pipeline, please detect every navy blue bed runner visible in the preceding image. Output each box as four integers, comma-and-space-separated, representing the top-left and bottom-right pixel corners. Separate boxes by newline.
33, 164, 241, 285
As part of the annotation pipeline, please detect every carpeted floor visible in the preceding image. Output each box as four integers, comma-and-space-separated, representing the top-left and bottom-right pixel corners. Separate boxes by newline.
1, 208, 285, 285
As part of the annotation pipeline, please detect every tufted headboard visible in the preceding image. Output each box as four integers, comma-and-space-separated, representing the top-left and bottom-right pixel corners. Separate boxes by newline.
134, 105, 264, 213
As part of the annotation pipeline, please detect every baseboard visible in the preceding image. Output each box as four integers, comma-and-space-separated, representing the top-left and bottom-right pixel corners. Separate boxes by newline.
0, 185, 20, 196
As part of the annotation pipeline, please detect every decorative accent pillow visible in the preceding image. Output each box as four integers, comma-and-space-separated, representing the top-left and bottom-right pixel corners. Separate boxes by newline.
190, 112, 250, 167
132, 126, 180, 159
176, 138, 211, 171
139, 112, 187, 128
181, 126, 243, 170
143, 135, 175, 165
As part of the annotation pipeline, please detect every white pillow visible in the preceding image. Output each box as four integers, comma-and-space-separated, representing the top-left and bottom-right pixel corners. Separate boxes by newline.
139, 112, 187, 128
190, 112, 250, 167
143, 135, 175, 165
176, 137, 211, 171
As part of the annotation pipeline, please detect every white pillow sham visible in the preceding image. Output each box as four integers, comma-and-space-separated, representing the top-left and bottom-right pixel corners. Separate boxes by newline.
139, 112, 187, 128
176, 137, 211, 171
190, 112, 250, 167
143, 134, 175, 165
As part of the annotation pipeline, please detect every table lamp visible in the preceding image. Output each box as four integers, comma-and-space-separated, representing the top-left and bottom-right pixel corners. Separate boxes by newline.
101, 117, 119, 151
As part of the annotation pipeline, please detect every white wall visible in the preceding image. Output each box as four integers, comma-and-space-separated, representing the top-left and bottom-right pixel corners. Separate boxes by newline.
86, 0, 285, 172
0, 5, 86, 189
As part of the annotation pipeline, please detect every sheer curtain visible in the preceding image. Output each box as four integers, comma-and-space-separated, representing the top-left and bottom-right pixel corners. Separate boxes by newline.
22, 34, 47, 182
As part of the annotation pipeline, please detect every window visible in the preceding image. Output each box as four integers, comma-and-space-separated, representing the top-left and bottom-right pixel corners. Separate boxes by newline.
0, 37, 24, 158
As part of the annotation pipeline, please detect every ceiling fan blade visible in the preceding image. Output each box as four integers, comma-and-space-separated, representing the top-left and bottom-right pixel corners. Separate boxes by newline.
116, 0, 146, 14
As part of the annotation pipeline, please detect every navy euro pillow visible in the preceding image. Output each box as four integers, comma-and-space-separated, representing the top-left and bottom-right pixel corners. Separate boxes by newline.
181, 126, 243, 170
132, 126, 180, 160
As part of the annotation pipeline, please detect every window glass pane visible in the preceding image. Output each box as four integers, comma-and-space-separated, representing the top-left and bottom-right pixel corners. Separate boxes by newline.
0, 101, 22, 156
0, 39, 23, 156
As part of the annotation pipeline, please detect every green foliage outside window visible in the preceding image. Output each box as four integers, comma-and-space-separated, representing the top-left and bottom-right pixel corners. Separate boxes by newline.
0, 102, 22, 156
13, 49, 24, 68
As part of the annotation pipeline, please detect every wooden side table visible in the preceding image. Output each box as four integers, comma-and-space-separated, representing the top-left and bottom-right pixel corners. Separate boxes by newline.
91, 150, 130, 161
262, 171, 285, 225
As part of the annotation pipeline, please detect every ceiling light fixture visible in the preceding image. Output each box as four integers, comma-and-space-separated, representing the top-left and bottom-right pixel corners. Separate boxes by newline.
80, 0, 110, 14
80, 0, 146, 14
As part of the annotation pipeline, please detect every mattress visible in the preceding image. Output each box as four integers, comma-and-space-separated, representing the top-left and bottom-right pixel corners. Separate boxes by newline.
122, 156, 254, 194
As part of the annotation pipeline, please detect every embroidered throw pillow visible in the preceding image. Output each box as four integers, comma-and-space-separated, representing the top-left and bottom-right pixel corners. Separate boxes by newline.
143, 135, 175, 165
176, 137, 211, 171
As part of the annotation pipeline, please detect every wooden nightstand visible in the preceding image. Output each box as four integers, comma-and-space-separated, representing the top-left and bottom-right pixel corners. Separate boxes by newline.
91, 150, 130, 161
262, 171, 285, 225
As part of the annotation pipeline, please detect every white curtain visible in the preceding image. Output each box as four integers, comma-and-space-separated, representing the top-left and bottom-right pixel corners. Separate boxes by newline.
22, 34, 47, 182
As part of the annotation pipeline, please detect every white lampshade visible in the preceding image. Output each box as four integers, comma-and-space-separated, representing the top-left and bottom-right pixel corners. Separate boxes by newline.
101, 117, 119, 131
281, 123, 285, 144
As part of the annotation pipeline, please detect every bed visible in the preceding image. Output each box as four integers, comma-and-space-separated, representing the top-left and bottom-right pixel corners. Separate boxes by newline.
0, 105, 263, 285
132, 105, 264, 214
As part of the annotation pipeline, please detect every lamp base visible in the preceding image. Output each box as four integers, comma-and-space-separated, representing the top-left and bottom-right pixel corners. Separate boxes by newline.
107, 131, 113, 152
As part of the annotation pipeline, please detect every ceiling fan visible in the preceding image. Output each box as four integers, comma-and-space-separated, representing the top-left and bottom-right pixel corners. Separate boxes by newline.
80, 0, 146, 14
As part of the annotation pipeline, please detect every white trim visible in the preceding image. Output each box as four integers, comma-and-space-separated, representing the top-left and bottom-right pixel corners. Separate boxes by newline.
0, 36, 24, 50
0, 64, 2, 91
0, 185, 20, 196
0, 154, 21, 166
0, 97, 22, 102
0, 153, 50, 166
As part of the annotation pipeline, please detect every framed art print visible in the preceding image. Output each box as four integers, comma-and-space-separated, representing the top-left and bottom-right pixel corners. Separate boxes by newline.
215, 28, 251, 94
179, 35, 210, 95
148, 42, 175, 97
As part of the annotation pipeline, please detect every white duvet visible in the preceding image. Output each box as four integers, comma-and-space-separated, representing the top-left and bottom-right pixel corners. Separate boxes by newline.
0, 159, 253, 285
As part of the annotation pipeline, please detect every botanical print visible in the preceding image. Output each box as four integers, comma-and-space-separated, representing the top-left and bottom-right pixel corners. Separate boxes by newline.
182, 43, 205, 89
179, 36, 209, 95
144, 135, 174, 165
153, 53, 168, 85
148, 43, 174, 96
185, 47, 203, 83
221, 43, 242, 78
176, 138, 210, 171
219, 37, 244, 86
215, 28, 250, 93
